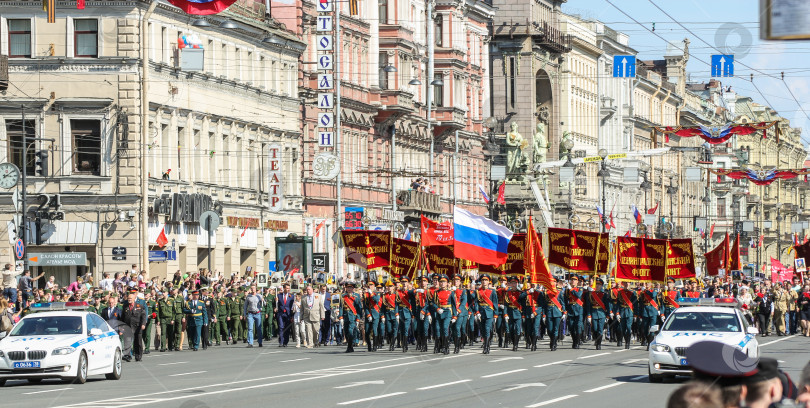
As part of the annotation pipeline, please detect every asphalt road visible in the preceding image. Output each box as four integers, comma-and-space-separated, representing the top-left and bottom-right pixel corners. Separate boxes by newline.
4, 335, 805, 408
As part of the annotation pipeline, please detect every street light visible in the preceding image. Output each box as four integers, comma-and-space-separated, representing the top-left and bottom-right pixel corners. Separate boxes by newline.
408, 78, 422, 85
191, 18, 211, 27
667, 176, 679, 238
383, 64, 398, 73
598, 149, 609, 232
219, 19, 239, 29
776, 204, 783, 261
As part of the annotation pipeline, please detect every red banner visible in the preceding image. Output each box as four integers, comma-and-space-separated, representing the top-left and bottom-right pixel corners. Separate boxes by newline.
341, 230, 391, 269
420, 215, 453, 246
729, 234, 742, 271
548, 228, 602, 274
424, 246, 476, 279
525, 220, 557, 294
388, 238, 420, 278
770, 257, 794, 283
666, 239, 696, 280
595, 233, 610, 275
615, 237, 668, 282
704, 240, 726, 276
479, 234, 526, 278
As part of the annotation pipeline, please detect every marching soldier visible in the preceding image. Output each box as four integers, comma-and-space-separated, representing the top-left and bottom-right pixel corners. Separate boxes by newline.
613, 281, 637, 349
466, 279, 478, 346
263, 287, 276, 340
183, 289, 207, 351
544, 278, 565, 351
682, 280, 701, 298
503, 276, 523, 352
157, 291, 175, 352
413, 276, 431, 352
172, 287, 186, 351
638, 282, 661, 350
143, 291, 156, 354
214, 291, 229, 345
382, 281, 399, 351
430, 275, 456, 355
585, 278, 611, 350
475, 275, 499, 354
565, 275, 585, 349
228, 289, 244, 344
363, 281, 383, 352
660, 278, 680, 320
450, 275, 468, 353
199, 287, 212, 349
495, 276, 508, 348
395, 278, 414, 352
522, 283, 545, 351
340, 281, 364, 353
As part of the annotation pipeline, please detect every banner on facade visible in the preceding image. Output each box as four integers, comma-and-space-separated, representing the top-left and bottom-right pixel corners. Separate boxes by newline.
341, 230, 391, 269
388, 238, 420, 278
666, 238, 697, 280
547, 228, 603, 274
479, 233, 526, 278
615, 236, 668, 282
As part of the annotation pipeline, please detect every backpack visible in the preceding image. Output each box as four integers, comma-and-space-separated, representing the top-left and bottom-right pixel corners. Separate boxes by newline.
0, 312, 13, 333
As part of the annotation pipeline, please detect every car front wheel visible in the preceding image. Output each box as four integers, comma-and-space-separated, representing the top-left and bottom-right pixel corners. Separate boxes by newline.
106, 349, 122, 380
71, 352, 88, 384
648, 367, 664, 383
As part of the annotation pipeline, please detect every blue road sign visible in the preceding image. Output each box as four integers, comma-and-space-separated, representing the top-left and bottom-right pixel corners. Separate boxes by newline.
711, 55, 734, 77
613, 55, 636, 78
14, 239, 24, 260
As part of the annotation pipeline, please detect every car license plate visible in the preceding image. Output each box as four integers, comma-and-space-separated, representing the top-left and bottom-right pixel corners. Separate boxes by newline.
13, 361, 41, 369
680, 358, 688, 366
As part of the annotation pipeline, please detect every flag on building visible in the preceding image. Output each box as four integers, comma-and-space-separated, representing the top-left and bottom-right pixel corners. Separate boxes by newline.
709, 223, 716, 238
403, 228, 412, 241
478, 184, 490, 204
156, 224, 168, 248
596, 205, 605, 226
166, 0, 239, 15
453, 207, 513, 266
43, 0, 55, 23
77, 0, 85, 9
496, 181, 506, 205
632, 205, 643, 224
647, 202, 659, 214
609, 212, 616, 230
758, 234, 764, 248
624, 229, 632, 237
315, 219, 326, 237
240, 226, 248, 238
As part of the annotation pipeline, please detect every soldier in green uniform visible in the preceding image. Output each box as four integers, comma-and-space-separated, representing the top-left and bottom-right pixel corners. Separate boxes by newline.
339, 281, 364, 353
226, 289, 241, 343
143, 291, 157, 354
172, 287, 186, 351
450, 275, 468, 354
612, 281, 637, 349
263, 287, 276, 340
565, 275, 585, 349
157, 291, 175, 352
213, 291, 229, 345
475, 275, 499, 354
585, 278, 612, 350
638, 282, 661, 350
544, 278, 566, 351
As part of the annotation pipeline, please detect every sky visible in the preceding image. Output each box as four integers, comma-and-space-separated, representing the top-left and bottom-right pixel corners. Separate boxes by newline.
561, 0, 810, 146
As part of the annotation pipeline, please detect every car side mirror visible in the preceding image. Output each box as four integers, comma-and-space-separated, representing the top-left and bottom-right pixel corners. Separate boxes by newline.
89, 328, 103, 336
747, 327, 758, 335
650, 325, 659, 334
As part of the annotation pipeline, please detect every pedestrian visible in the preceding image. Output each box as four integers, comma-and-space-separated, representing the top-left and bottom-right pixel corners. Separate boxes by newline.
183, 289, 207, 351
1, 264, 20, 306
800, 285, 810, 337
122, 288, 147, 362
17, 269, 44, 305
300, 285, 325, 348
666, 382, 723, 408
755, 290, 774, 336
243, 285, 264, 348
292, 293, 303, 347
276, 284, 294, 347
318, 284, 331, 345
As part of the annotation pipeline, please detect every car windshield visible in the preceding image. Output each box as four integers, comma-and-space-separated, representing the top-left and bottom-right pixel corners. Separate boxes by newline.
663, 311, 741, 332
9, 316, 84, 336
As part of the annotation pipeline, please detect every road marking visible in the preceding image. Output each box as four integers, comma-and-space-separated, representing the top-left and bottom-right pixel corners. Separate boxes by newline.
630, 375, 647, 381
158, 361, 187, 366
417, 379, 472, 390
578, 352, 610, 359
490, 356, 523, 363
631, 346, 643, 350
280, 358, 311, 363
23, 388, 73, 395
145, 354, 170, 358
482, 369, 527, 378
534, 360, 572, 368
503, 383, 546, 392
169, 371, 207, 377
760, 335, 795, 347
525, 395, 578, 407
621, 358, 646, 365
337, 392, 407, 405
260, 351, 284, 355
584, 383, 625, 393
613, 349, 628, 353
334, 380, 385, 389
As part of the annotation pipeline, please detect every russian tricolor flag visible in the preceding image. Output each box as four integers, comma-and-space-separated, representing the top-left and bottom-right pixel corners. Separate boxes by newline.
632, 205, 643, 224
453, 208, 513, 266
478, 184, 490, 204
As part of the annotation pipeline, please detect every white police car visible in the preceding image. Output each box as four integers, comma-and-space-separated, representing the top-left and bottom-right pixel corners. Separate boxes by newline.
0, 302, 122, 386
647, 297, 759, 383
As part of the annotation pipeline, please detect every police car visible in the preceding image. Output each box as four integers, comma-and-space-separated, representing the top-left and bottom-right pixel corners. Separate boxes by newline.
647, 297, 759, 383
0, 302, 122, 386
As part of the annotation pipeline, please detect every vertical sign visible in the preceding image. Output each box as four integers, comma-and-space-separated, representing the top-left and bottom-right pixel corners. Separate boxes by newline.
317, 0, 335, 147
268, 144, 283, 213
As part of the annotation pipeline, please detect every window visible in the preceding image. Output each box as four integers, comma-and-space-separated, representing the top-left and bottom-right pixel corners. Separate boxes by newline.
6, 119, 36, 174
433, 74, 443, 107
71, 119, 102, 175
434, 16, 443, 47
74, 19, 98, 57
378, 52, 389, 90
717, 197, 726, 219
379, 0, 388, 24
8, 19, 31, 58
509, 57, 516, 109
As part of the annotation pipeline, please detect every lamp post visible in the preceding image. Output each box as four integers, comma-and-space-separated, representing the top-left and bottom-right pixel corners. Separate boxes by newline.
562, 138, 575, 228
755, 203, 762, 274
598, 149, 609, 232
776, 204, 783, 263
667, 176, 678, 238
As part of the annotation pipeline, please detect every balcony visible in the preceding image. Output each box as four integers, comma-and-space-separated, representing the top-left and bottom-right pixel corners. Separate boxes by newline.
531, 22, 572, 54
433, 106, 466, 128
379, 89, 416, 113
397, 190, 442, 216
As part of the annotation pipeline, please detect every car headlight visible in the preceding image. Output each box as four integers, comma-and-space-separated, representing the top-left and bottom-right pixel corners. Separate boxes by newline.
651, 344, 671, 353
0, 350, 4, 358
52, 347, 77, 356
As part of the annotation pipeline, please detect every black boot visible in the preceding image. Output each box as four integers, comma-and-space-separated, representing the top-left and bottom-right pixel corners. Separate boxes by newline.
498, 334, 503, 348
453, 337, 460, 354
530, 334, 537, 351
512, 333, 519, 352
624, 333, 631, 349
595, 334, 602, 350
550, 334, 557, 351
367, 336, 373, 352
482, 337, 489, 354
443, 336, 450, 355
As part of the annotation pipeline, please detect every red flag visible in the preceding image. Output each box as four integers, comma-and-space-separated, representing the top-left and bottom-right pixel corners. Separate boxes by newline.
496, 181, 506, 205
758, 234, 764, 248
647, 202, 659, 215
315, 219, 326, 237
420, 215, 453, 246
709, 223, 716, 239
624, 230, 631, 237
704, 240, 726, 276
77, 0, 85, 9
525, 218, 556, 294
155, 225, 168, 248
729, 234, 741, 271
609, 212, 616, 229
240, 226, 248, 238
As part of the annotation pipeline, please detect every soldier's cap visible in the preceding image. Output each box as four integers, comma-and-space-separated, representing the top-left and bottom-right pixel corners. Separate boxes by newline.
480, 275, 491, 282
368, 281, 377, 286
343, 280, 357, 287
686, 341, 764, 387
191, 290, 200, 295
128, 288, 139, 293
452, 275, 462, 280
667, 277, 676, 283
201, 287, 209, 292
420, 275, 429, 281
109, 293, 119, 298
498, 276, 507, 282
438, 275, 449, 282
508, 276, 518, 282
399, 277, 410, 283
595, 278, 604, 284
93, 293, 101, 298
385, 281, 395, 287
44, 289, 52, 294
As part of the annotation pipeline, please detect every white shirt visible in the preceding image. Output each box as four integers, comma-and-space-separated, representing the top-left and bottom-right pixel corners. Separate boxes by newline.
306, 295, 315, 308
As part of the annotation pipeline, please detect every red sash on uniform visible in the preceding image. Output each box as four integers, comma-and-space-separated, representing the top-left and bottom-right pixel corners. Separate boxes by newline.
642, 291, 659, 310
397, 291, 412, 309
665, 291, 680, 308
549, 294, 563, 312
590, 291, 607, 310
455, 289, 464, 308
478, 289, 495, 309
568, 289, 583, 307
384, 293, 397, 309
343, 295, 358, 315
619, 290, 634, 312
506, 290, 521, 307
366, 293, 382, 312
416, 292, 427, 307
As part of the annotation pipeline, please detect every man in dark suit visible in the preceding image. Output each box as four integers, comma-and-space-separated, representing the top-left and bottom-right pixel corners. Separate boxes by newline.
276, 283, 294, 347
101, 293, 124, 321
318, 284, 331, 345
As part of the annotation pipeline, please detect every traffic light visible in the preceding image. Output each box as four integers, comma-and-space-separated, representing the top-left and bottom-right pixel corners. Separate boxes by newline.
34, 150, 48, 176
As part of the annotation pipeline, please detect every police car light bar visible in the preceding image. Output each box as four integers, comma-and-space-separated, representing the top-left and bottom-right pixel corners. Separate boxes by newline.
30, 302, 90, 312
676, 297, 740, 307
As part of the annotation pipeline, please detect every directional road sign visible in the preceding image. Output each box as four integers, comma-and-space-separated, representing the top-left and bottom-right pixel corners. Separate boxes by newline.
711, 54, 734, 77
613, 55, 636, 78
